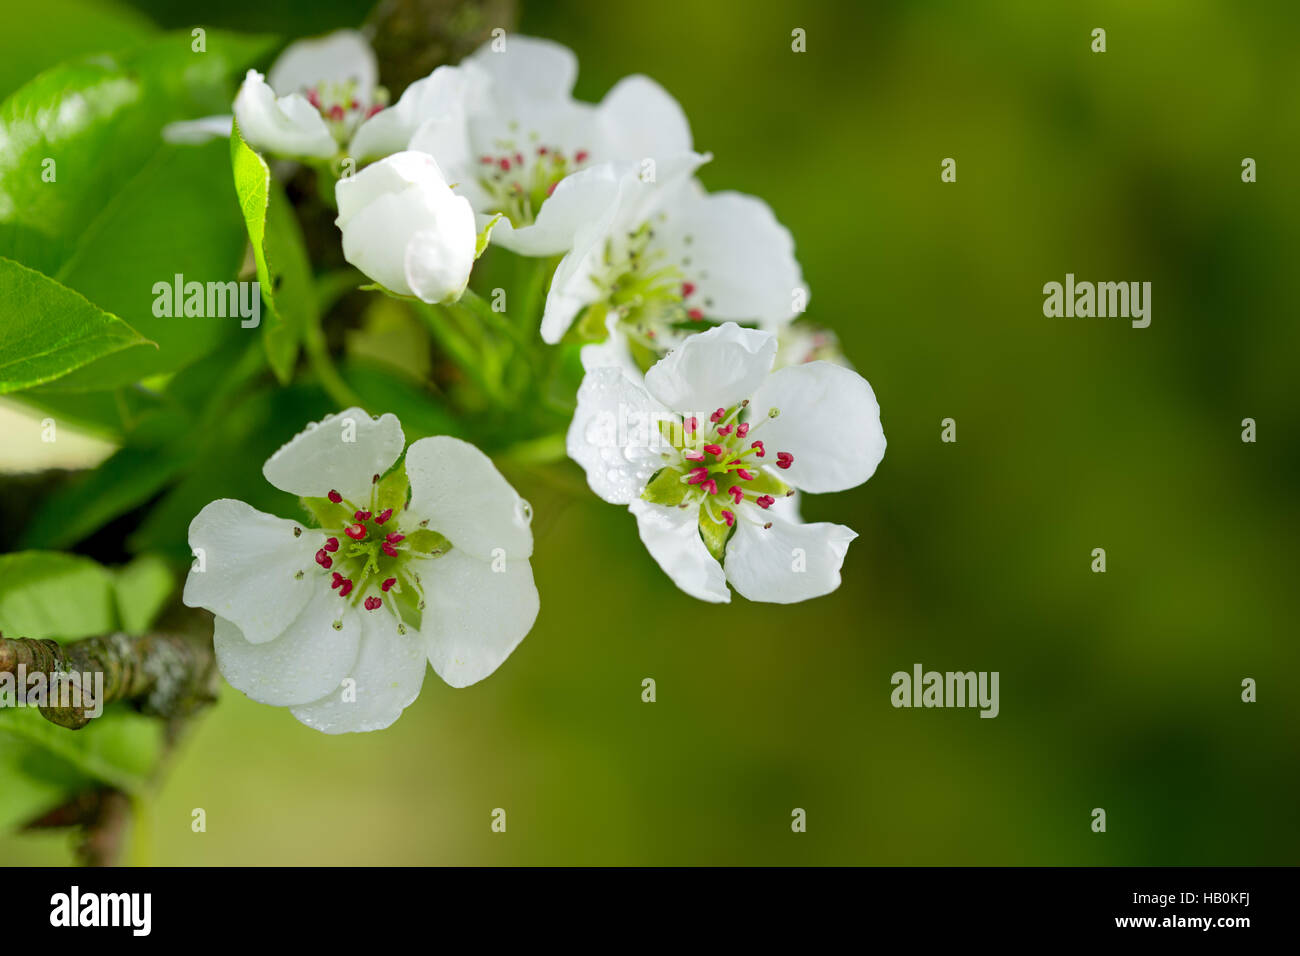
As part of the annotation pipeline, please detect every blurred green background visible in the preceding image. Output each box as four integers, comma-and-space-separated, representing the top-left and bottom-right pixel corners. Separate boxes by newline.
3, 0, 1298, 864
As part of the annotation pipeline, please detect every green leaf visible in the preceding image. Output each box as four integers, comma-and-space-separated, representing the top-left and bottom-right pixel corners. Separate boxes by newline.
8, 386, 156, 442
231, 120, 271, 256
0, 32, 277, 388
0, 550, 173, 823
698, 507, 734, 563
0, 0, 156, 101
642, 466, 689, 507
49, 141, 257, 389
16, 336, 275, 550
0, 708, 165, 798
0, 549, 173, 640
0, 551, 118, 642
341, 359, 465, 440
314, 268, 365, 316
542, 343, 584, 414
17, 442, 191, 549
113, 554, 176, 635
0, 733, 87, 830
126, 387, 331, 558
0, 257, 152, 393
0, 31, 274, 277
231, 121, 317, 383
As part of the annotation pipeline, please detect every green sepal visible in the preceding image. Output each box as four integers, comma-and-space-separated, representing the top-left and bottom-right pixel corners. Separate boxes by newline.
404, 528, 452, 555
388, 575, 423, 632
568, 300, 609, 344
746, 469, 792, 499
656, 419, 688, 452
375, 466, 410, 515
698, 507, 733, 562
641, 466, 688, 507
301, 496, 353, 530
475, 213, 504, 260
629, 337, 661, 374
358, 282, 421, 303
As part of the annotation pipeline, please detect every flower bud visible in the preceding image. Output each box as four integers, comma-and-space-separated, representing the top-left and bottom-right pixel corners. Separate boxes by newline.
335, 151, 477, 303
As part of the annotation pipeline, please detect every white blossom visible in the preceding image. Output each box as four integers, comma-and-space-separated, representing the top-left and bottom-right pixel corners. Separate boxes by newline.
567, 324, 884, 603
184, 410, 538, 733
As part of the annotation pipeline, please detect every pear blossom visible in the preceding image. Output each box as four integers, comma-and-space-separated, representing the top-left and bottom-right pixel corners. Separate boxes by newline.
183, 409, 538, 733
407, 35, 693, 255
541, 153, 808, 373
334, 151, 478, 303
164, 30, 396, 161
567, 323, 885, 603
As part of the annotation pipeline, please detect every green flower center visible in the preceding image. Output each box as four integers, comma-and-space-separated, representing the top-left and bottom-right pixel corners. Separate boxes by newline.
300, 464, 449, 633
572, 220, 718, 370
640, 401, 795, 560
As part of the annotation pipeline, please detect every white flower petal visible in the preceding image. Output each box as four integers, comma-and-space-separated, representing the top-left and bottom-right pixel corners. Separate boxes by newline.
540, 215, 610, 343
349, 64, 486, 163
404, 436, 533, 561
268, 29, 377, 102
567, 366, 675, 505
596, 75, 692, 162
766, 488, 803, 523
659, 189, 805, 324
162, 114, 233, 145
465, 97, 595, 168
421, 550, 538, 688
628, 500, 730, 603
748, 361, 886, 493
262, 407, 405, 503
617, 151, 711, 224
643, 321, 776, 417
724, 516, 857, 604
409, 113, 486, 206
289, 613, 427, 734
487, 160, 623, 256
233, 70, 337, 159
466, 34, 577, 106
213, 601, 361, 707
182, 499, 322, 645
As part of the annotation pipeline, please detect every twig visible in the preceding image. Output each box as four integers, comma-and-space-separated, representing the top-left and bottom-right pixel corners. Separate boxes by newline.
0, 632, 217, 730
23, 787, 133, 867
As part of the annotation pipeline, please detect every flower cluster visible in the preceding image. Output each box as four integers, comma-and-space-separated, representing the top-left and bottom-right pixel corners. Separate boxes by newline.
182, 30, 885, 732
